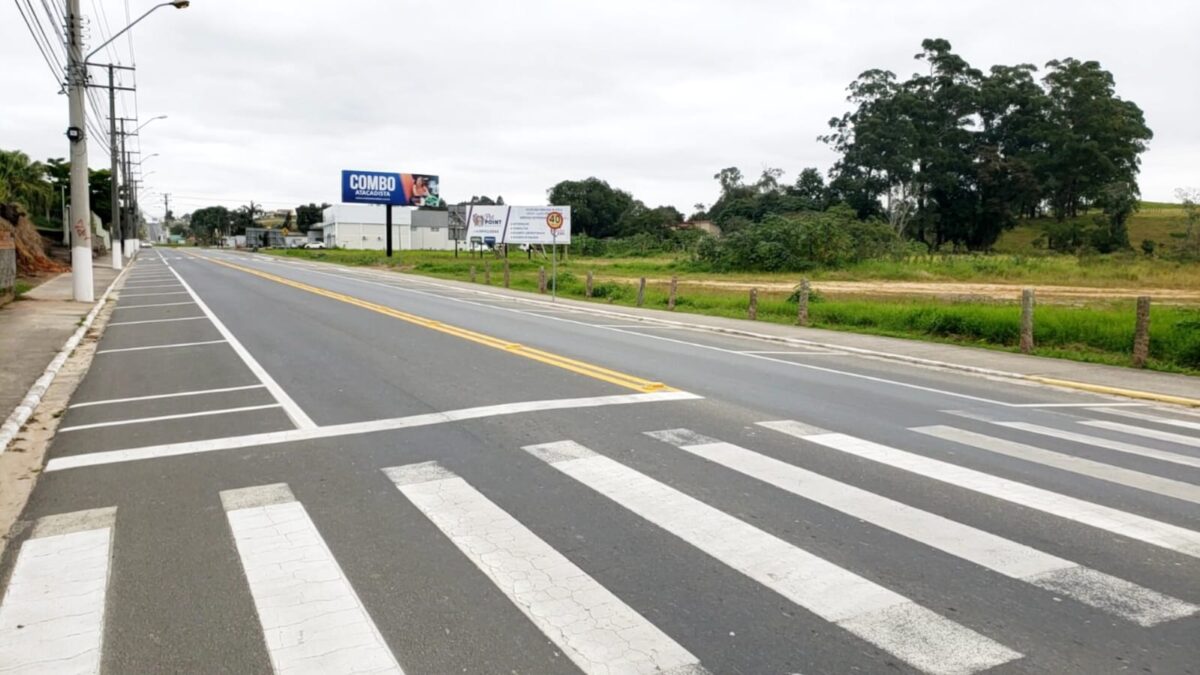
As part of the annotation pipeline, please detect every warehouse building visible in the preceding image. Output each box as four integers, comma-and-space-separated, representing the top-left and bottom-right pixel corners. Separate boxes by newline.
316, 204, 455, 250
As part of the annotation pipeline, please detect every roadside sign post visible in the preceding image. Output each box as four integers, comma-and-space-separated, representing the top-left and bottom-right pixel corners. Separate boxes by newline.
545, 210, 564, 302
385, 204, 393, 258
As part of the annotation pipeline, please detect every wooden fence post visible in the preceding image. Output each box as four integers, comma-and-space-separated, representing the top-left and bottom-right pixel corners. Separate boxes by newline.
748, 287, 758, 320
1020, 288, 1035, 354
637, 277, 646, 307
484, 261, 491, 285
796, 278, 810, 326
1132, 295, 1151, 368
503, 259, 510, 288
585, 270, 594, 298
538, 266, 547, 293
668, 275, 678, 310
469, 265, 476, 283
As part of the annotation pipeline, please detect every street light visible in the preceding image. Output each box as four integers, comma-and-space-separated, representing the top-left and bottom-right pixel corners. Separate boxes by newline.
135, 115, 168, 133
135, 153, 160, 167
67, 0, 188, 301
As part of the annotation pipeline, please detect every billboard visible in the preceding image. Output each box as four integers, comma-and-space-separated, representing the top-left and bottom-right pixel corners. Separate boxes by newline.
464, 205, 571, 245
341, 170, 441, 207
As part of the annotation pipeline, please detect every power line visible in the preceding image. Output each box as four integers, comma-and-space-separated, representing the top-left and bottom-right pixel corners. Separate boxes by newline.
13, 0, 64, 87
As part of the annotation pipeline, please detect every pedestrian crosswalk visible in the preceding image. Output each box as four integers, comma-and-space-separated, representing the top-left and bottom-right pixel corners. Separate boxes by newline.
2, 407, 1198, 673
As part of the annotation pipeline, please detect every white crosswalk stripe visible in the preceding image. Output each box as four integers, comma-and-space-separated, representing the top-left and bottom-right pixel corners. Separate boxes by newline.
384, 461, 706, 675
990, 421, 1200, 469
524, 440, 1022, 675
759, 420, 1200, 560
647, 428, 1197, 626
1080, 419, 1200, 449
220, 484, 403, 675
913, 425, 1200, 505
1090, 407, 1200, 431
0, 507, 116, 674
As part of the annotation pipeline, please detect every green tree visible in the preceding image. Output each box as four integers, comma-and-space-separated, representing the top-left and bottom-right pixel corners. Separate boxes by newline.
546, 177, 636, 238
295, 202, 330, 232
1039, 58, 1152, 220
0, 150, 52, 217
190, 206, 231, 239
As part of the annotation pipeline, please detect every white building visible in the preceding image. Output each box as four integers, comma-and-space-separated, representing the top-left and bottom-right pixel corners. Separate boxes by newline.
317, 204, 455, 251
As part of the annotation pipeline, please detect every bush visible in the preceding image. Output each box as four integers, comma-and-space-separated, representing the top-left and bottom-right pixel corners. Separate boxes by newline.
695, 206, 898, 272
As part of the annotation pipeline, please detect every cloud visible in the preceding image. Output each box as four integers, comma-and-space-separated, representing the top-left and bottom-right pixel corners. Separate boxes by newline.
3, 0, 1197, 217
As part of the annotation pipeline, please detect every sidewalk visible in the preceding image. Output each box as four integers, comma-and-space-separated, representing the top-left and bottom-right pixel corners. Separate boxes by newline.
0, 257, 120, 424
402, 271, 1200, 406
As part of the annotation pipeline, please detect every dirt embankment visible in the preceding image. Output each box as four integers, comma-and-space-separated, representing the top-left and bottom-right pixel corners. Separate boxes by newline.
599, 275, 1200, 305
0, 203, 69, 277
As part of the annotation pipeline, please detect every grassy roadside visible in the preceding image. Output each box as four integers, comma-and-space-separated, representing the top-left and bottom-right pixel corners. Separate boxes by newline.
267, 248, 1200, 375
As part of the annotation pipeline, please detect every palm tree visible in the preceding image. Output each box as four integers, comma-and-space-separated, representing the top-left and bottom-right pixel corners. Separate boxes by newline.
0, 150, 52, 217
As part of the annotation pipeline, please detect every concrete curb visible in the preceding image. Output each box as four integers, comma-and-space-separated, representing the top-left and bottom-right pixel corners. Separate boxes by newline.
0, 261, 134, 453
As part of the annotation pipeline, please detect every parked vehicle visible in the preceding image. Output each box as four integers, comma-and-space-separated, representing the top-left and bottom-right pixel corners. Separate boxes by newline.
303, 241, 326, 249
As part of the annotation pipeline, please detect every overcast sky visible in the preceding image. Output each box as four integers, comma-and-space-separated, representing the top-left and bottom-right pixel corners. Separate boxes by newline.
3, 0, 1198, 219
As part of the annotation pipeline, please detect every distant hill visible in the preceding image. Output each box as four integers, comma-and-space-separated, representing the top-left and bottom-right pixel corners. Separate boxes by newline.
994, 202, 1189, 254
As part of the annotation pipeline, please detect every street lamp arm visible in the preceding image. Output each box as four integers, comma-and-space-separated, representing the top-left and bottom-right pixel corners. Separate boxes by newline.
84, 2, 189, 64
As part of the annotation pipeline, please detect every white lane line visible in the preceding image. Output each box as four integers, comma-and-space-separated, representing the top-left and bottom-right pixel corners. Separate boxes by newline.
57, 403, 283, 433
737, 350, 842, 355
524, 440, 1021, 675
96, 339, 228, 354
994, 422, 1200, 469
206, 252, 1034, 408
107, 316, 208, 326
167, 264, 316, 430
759, 420, 1200, 560
221, 484, 403, 674
913, 426, 1200, 505
70, 384, 268, 408
120, 283, 182, 289
1090, 407, 1200, 431
113, 301, 197, 310
119, 291, 190, 298
0, 507, 116, 673
648, 429, 1197, 626
386, 462, 705, 674
45, 391, 702, 471
1081, 420, 1200, 449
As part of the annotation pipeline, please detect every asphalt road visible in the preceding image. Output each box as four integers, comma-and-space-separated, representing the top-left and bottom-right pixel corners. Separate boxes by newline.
1, 248, 1198, 675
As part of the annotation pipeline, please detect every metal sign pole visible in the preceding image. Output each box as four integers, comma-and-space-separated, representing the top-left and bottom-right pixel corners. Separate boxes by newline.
385, 204, 393, 257
551, 230, 558, 302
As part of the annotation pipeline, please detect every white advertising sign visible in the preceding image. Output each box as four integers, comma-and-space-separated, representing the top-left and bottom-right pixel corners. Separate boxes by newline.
463, 205, 572, 245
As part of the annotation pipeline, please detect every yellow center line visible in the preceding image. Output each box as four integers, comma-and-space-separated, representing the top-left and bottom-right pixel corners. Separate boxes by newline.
198, 254, 672, 393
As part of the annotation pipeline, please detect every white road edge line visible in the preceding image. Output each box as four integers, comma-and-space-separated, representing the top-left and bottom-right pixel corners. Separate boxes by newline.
57, 403, 283, 433
759, 420, 1200, 560
385, 461, 705, 675
221, 484, 403, 674
648, 428, 1197, 626
166, 264, 317, 430
70, 384, 268, 408
107, 316, 208, 326
96, 339, 228, 354
0, 507, 116, 672
44, 391, 702, 471
523, 440, 1021, 675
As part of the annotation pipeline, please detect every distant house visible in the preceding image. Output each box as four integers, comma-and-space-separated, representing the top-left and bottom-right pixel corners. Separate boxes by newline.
675, 220, 721, 237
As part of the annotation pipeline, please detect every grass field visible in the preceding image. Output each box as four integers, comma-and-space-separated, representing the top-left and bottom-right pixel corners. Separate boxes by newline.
268, 248, 1200, 374
994, 202, 1195, 255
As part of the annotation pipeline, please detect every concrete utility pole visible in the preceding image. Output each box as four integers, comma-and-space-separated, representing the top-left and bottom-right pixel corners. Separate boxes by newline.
163, 193, 171, 237
108, 65, 122, 270
66, 0, 94, 301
